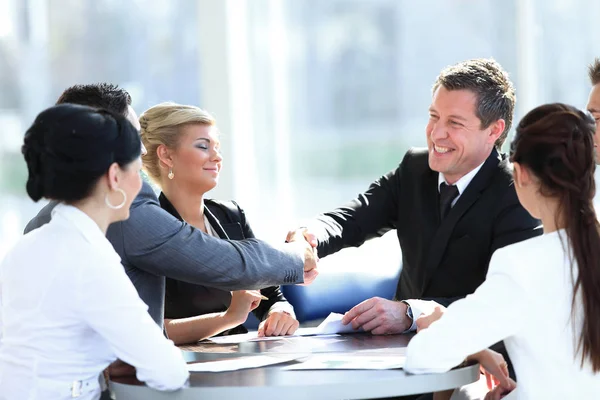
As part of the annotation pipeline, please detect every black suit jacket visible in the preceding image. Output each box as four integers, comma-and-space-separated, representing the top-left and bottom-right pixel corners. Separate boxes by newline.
159, 194, 290, 335
312, 148, 542, 306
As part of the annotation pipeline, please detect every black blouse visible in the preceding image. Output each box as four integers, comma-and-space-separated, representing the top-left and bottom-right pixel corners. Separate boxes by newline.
159, 193, 289, 335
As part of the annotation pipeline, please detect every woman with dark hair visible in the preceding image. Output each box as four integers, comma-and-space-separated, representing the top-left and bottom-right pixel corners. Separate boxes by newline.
0, 104, 188, 399
404, 103, 600, 399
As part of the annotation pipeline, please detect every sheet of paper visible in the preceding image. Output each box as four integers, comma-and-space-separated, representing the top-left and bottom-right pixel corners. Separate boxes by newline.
281, 353, 405, 371
187, 354, 304, 372
201, 328, 340, 345
315, 312, 364, 335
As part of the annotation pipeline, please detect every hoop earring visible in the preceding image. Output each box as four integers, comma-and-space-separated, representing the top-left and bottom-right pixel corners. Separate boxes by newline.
168, 168, 174, 180
105, 188, 127, 210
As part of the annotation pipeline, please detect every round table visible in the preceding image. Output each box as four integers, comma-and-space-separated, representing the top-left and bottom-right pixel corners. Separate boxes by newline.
110, 333, 480, 399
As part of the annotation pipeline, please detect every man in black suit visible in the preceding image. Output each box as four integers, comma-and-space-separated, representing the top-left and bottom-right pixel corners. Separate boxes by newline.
290, 58, 541, 337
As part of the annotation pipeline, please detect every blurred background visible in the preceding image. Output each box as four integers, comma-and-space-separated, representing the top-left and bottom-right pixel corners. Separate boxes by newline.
1, 0, 600, 278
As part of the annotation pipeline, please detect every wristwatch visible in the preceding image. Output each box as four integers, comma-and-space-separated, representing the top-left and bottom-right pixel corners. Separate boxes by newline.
406, 304, 413, 321
401, 300, 413, 327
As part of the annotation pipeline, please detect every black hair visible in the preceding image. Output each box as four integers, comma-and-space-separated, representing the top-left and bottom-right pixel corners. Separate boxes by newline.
22, 104, 141, 202
56, 83, 132, 116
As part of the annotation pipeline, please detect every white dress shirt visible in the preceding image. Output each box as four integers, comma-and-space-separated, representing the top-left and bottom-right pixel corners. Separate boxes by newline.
0, 204, 189, 400
404, 231, 600, 399
437, 161, 485, 207
403, 161, 485, 331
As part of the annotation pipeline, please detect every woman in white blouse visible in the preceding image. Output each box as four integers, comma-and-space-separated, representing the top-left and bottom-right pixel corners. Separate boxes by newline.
0, 104, 189, 399
404, 103, 600, 399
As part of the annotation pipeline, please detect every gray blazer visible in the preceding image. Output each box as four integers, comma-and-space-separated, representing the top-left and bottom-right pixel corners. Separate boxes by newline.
24, 180, 304, 327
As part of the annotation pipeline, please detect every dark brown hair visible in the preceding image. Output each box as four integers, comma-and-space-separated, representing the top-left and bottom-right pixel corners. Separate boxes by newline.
433, 58, 515, 149
510, 103, 600, 372
589, 58, 600, 86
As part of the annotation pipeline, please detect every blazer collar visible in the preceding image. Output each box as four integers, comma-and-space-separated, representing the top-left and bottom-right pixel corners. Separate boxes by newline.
158, 193, 229, 239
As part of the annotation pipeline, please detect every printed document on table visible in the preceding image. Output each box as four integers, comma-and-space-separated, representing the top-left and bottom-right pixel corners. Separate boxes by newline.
281, 353, 405, 371
202, 312, 361, 344
187, 354, 305, 372
314, 312, 364, 335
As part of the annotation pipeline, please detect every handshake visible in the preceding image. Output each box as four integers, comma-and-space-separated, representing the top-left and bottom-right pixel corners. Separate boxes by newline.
285, 228, 319, 285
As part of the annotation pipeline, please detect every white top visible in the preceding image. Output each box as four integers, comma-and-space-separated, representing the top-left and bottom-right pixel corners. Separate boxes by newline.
404, 231, 600, 399
0, 204, 189, 400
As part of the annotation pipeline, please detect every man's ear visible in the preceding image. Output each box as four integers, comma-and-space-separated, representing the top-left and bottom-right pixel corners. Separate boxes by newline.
488, 119, 506, 145
157, 144, 173, 170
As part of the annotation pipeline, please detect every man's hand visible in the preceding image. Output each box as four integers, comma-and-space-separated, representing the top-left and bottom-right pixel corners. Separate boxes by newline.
286, 228, 319, 285
257, 311, 299, 337
286, 228, 318, 248
415, 305, 446, 332
341, 297, 411, 335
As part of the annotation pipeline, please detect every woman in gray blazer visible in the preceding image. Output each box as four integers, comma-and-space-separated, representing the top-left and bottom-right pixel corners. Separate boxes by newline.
139, 102, 299, 344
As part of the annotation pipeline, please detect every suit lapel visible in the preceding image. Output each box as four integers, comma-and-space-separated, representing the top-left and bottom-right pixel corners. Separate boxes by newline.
204, 206, 230, 240
420, 148, 502, 294
159, 193, 231, 240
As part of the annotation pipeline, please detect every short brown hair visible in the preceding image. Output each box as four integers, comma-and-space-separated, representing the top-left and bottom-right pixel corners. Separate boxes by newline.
433, 58, 516, 149
588, 58, 600, 86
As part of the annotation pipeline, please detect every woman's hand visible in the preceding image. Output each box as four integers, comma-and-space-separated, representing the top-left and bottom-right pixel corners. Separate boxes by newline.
225, 290, 262, 325
469, 349, 516, 393
415, 305, 446, 332
483, 380, 516, 400
258, 311, 300, 337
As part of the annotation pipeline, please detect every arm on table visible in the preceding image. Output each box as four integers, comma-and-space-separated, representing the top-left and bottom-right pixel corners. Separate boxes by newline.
404, 249, 525, 374
164, 290, 263, 344
407, 188, 541, 330
78, 257, 188, 391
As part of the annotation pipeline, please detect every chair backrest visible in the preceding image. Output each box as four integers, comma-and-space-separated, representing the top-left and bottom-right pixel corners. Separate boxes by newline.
281, 263, 401, 323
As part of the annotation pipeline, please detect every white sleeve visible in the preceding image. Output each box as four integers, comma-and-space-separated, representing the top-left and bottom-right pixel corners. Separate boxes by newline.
267, 302, 296, 319
77, 254, 189, 391
402, 299, 441, 332
404, 249, 526, 374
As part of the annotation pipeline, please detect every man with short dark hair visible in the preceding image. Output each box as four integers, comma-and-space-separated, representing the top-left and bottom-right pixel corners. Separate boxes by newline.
290, 57, 540, 350
25, 83, 318, 328
586, 58, 600, 161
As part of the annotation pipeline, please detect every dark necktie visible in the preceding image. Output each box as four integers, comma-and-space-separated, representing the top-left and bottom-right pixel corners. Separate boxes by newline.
439, 182, 459, 220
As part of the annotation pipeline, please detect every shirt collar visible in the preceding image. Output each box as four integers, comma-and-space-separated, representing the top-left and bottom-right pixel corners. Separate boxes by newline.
438, 160, 486, 195
51, 203, 120, 261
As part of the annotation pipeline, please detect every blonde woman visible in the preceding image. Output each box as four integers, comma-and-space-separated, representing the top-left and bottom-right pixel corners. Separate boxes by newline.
140, 102, 299, 344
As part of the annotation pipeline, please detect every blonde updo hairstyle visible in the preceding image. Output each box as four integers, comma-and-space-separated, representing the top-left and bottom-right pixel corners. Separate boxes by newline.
139, 102, 216, 185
